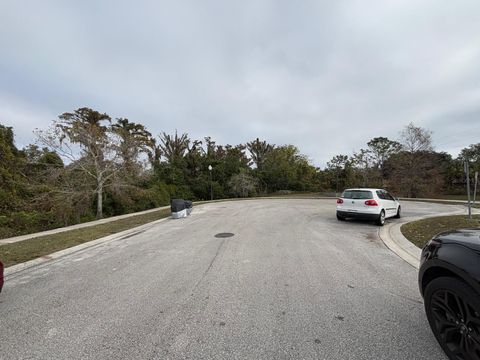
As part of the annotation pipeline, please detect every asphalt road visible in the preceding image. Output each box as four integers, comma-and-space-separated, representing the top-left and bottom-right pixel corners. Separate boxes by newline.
0, 199, 465, 360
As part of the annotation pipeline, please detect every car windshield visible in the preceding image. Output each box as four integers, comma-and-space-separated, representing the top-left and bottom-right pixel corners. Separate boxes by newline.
342, 190, 373, 199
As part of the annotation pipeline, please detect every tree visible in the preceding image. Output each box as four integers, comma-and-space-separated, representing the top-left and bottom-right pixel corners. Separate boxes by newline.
184, 139, 204, 179
351, 149, 373, 187
146, 137, 162, 171
400, 122, 433, 153
228, 171, 258, 197
37, 107, 119, 219
367, 137, 402, 170
459, 143, 480, 175
261, 145, 317, 192
0, 124, 25, 213
386, 123, 438, 197
111, 118, 152, 176
159, 131, 190, 165
457, 143, 480, 195
326, 154, 351, 194
246, 138, 274, 170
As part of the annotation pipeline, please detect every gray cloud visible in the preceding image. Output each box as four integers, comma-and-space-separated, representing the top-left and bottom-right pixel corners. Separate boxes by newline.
1, 0, 479, 166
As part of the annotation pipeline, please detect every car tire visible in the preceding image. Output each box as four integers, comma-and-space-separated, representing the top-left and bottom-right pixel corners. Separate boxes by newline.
376, 210, 385, 226
424, 277, 480, 360
336, 213, 345, 221
394, 206, 401, 219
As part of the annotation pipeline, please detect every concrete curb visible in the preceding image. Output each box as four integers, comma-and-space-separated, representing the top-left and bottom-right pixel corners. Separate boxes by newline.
5, 216, 171, 278
378, 205, 477, 269
398, 197, 469, 204
0, 205, 171, 245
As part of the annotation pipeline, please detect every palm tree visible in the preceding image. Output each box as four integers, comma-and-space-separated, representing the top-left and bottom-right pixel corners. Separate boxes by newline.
111, 118, 152, 173
159, 131, 190, 164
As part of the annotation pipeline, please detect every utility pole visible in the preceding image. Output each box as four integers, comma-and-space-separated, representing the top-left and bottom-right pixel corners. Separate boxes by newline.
465, 160, 472, 219
473, 171, 478, 207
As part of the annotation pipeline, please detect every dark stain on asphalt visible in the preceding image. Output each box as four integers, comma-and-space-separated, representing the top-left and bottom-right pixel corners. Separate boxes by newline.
314, 339, 321, 344
281, 311, 286, 315
214, 232, 234, 238
347, 284, 355, 289
219, 322, 226, 326
191, 237, 228, 294
335, 315, 345, 321
366, 233, 377, 242
119, 229, 146, 240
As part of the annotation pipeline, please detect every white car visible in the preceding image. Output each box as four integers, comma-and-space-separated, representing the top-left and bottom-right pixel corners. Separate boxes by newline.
336, 188, 401, 226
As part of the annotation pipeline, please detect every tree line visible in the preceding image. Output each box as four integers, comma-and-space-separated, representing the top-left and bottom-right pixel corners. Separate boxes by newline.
324, 123, 478, 198
0, 107, 478, 238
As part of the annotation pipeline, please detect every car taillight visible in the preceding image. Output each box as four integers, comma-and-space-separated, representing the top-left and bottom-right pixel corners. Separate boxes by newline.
337, 198, 343, 204
365, 200, 378, 206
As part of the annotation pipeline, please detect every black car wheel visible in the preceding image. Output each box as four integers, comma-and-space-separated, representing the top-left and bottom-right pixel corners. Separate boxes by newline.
336, 213, 345, 221
376, 210, 385, 226
394, 206, 401, 219
424, 277, 480, 360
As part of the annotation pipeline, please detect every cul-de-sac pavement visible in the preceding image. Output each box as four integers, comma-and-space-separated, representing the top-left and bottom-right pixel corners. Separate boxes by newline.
0, 199, 464, 359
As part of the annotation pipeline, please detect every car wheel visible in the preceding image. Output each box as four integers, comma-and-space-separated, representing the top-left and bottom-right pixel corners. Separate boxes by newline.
376, 210, 385, 226
424, 277, 480, 360
394, 206, 401, 219
336, 213, 345, 221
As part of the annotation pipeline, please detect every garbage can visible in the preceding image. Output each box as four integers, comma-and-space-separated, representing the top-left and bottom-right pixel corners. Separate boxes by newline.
185, 200, 193, 215
171, 199, 187, 219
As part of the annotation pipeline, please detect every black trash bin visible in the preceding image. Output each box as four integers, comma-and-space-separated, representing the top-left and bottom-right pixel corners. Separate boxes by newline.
171, 199, 187, 219
185, 200, 193, 215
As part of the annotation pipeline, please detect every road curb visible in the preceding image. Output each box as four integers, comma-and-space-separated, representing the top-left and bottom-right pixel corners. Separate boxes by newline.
5, 217, 171, 278
0, 205, 171, 245
378, 205, 472, 269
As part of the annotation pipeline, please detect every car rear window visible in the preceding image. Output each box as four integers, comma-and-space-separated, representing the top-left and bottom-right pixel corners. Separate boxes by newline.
341, 190, 373, 199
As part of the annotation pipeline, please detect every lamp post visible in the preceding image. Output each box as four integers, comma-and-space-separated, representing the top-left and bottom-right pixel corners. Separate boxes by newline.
208, 165, 213, 200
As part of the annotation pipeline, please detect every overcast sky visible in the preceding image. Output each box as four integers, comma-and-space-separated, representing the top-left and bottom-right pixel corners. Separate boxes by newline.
1, 0, 479, 167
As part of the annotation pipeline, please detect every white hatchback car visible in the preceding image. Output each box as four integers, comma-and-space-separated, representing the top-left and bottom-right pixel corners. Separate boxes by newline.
336, 188, 401, 226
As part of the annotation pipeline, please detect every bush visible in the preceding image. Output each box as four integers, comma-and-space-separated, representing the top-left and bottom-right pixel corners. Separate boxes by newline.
0, 210, 61, 239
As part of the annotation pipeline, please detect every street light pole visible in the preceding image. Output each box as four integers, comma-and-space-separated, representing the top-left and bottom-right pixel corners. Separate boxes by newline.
208, 165, 213, 200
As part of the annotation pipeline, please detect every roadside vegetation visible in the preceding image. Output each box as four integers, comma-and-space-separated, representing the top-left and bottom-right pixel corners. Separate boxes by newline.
0, 208, 170, 267
401, 215, 480, 248
1, 107, 479, 238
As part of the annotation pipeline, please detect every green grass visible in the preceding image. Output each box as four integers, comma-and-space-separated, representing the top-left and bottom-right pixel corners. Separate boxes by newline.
431, 194, 469, 201
0, 208, 171, 268
401, 214, 480, 248
399, 198, 480, 208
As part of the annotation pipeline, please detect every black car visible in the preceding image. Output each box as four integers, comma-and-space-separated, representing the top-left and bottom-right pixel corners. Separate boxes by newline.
419, 229, 480, 360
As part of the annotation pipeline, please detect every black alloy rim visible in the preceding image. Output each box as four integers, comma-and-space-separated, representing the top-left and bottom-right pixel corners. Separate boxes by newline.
430, 288, 480, 359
